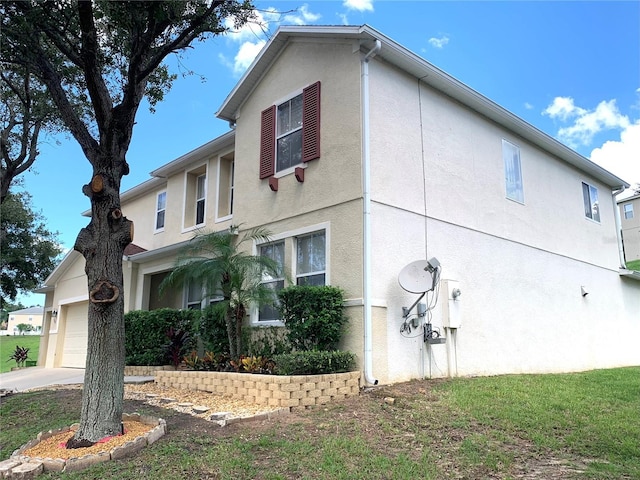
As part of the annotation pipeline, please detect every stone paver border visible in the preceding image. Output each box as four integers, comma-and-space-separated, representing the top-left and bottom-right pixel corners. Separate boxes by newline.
1, 414, 165, 479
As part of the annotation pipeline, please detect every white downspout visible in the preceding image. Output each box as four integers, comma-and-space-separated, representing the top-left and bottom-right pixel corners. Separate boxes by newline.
362, 39, 381, 386
612, 186, 627, 268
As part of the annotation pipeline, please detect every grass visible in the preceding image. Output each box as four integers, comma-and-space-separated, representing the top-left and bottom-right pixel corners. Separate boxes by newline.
0, 335, 40, 373
625, 259, 640, 271
0, 367, 638, 479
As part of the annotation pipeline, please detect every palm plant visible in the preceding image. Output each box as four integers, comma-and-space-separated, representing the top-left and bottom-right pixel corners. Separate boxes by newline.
160, 227, 282, 359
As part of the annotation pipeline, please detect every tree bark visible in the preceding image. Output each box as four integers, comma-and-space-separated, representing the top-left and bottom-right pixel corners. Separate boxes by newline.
67, 163, 132, 448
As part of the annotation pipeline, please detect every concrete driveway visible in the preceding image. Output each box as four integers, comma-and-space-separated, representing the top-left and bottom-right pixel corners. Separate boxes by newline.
0, 367, 153, 392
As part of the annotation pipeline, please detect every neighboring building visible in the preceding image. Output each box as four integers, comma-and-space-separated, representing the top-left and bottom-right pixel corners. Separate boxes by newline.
618, 193, 640, 263
37, 25, 640, 383
5, 307, 44, 336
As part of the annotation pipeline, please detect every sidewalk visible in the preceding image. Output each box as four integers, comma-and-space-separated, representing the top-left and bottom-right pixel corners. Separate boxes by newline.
0, 367, 154, 392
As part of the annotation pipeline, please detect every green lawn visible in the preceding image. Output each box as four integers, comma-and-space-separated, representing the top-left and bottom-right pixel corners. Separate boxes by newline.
626, 259, 640, 271
0, 335, 41, 373
1, 367, 638, 479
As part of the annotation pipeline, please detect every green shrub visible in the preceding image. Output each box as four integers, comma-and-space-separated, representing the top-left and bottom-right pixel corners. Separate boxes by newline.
124, 309, 198, 366
197, 304, 230, 354
243, 326, 291, 357
272, 350, 356, 375
277, 285, 349, 351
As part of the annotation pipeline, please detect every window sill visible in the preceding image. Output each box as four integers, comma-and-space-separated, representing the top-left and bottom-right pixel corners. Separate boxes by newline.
154, 228, 165, 235
251, 319, 285, 327
181, 223, 206, 234
274, 163, 306, 179
215, 215, 233, 224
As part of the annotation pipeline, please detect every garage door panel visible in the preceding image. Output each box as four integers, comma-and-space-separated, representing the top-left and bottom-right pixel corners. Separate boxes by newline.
61, 302, 88, 368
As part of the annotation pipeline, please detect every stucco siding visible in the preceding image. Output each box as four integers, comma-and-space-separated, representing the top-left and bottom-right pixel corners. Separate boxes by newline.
232, 38, 363, 228
371, 200, 640, 379
368, 58, 620, 271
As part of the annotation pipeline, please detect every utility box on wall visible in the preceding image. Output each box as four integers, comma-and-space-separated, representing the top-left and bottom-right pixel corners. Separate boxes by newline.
442, 279, 462, 328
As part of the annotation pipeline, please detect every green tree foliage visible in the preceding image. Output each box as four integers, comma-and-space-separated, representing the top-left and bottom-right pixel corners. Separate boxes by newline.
0, 190, 61, 306
161, 228, 282, 359
0, 1, 257, 447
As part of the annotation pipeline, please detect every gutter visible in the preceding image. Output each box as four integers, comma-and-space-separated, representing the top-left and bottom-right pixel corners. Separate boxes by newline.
361, 39, 381, 386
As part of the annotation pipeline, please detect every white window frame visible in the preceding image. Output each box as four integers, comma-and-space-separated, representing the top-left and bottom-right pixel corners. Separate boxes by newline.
274, 89, 304, 176
582, 181, 601, 223
195, 174, 206, 226
257, 240, 285, 323
295, 231, 327, 286
623, 203, 634, 220
215, 152, 234, 223
182, 163, 208, 233
502, 139, 524, 204
154, 191, 167, 233
251, 222, 330, 326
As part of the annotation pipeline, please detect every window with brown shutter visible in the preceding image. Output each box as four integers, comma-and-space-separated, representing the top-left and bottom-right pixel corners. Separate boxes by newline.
302, 81, 321, 162
260, 105, 276, 179
259, 81, 321, 179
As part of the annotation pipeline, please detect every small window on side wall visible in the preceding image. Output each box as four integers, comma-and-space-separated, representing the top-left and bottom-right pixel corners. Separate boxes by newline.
582, 182, 600, 222
155, 191, 166, 231
502, 140, 524, 203
623, 203, 633, 220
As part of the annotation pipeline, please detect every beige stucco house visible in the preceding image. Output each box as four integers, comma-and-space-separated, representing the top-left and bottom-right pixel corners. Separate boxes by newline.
38, 25, 640, 383
4, 307, 43, 336
618, 193, 640, 263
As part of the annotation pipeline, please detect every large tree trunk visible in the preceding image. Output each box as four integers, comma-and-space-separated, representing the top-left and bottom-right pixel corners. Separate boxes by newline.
67, 168, 132, 448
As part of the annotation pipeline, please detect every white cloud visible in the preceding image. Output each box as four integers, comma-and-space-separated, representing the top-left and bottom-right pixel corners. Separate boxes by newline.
590, 120, 640, 197
343, 0, 374, 12
220, 5, 321, 76
231, 40, 267, 76
428, 36, 449, 49
338, 13, 349, 25
524, 102, 534, 110
282, 5, 322, 25
543, 96, 630, 147
543, 96, 586, 121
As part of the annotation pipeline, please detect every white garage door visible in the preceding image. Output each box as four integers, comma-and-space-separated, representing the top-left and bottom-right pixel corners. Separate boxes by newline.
61, 302, 89, 368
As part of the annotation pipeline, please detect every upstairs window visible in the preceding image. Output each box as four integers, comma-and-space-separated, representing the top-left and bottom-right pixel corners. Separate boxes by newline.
184, 165, 207, 230
502, 140, 524, 203
216, 153, 234, 221
623, 203, 634, 219
260, 81, 321, 179
196, 174, 206, 225
296, 231, 326, 286
582, 182, 600, 222
155, 191, 166, 232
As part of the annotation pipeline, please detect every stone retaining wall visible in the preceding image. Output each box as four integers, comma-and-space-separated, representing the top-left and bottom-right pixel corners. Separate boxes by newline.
124, 365, 174, 376
155, 370, 360, 410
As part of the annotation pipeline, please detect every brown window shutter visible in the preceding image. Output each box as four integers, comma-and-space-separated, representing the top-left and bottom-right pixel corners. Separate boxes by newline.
260, 105, 276, 179
302, 81, 321, 162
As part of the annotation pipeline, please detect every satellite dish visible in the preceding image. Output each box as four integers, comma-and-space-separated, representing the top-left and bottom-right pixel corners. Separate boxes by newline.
398, 260, 435, 294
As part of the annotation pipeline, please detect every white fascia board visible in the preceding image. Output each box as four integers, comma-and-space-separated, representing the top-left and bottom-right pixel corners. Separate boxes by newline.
37, 250, 82, 288
149, 130, 235, 179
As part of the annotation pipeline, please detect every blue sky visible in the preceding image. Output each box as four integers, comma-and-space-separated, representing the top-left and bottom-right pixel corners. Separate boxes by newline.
17, 0, 640, 304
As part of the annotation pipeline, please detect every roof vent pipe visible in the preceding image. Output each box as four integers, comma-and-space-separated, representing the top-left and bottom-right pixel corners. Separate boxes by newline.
361, 38, 381, 386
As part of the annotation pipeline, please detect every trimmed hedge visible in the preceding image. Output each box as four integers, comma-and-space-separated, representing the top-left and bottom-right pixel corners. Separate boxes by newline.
278, 285, 349, 351
125, 309, 198, 366
272, 350, 356, 375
